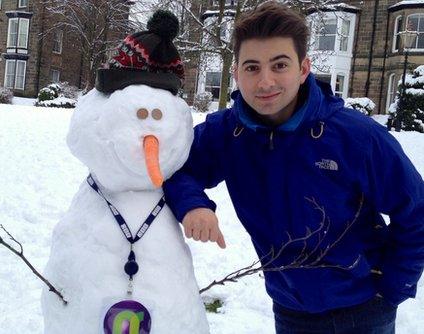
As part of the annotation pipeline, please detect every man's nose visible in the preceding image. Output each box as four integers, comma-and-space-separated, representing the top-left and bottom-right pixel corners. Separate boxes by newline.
257, 69, 275, 90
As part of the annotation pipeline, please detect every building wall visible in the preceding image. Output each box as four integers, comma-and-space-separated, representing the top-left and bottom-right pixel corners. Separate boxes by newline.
349, 0, 424, 114
1, 0, 128, 98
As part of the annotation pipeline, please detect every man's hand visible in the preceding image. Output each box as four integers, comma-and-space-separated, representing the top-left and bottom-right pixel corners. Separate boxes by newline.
182, 208, 226, 249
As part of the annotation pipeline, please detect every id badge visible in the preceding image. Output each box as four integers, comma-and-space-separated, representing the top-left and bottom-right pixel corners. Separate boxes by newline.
103, 299, 152, 334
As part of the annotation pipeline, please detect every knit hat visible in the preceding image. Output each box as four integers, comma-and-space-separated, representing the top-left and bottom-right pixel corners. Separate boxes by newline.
96, 10, 184, 95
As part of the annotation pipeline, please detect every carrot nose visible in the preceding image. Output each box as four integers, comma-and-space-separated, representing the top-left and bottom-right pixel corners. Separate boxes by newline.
143, 135, 163, 188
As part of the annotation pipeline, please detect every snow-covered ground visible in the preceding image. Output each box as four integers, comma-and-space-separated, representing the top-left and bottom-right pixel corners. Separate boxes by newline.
0, 104, 423, 333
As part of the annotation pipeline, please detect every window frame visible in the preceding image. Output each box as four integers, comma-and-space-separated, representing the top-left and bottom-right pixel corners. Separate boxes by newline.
393, 15, 403, 53
405, 14, 424, 52
334, 73, 346, 98
386, 73, 396, 112
6, 17, 30, 50
51, 69, 61, 83
52, 29, 63, 54
313, 13, 353, 54
18, 0, 28, 8
4, 59, 27, 90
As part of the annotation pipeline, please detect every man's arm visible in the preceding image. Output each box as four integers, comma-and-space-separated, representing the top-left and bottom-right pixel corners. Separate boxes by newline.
164, 116, 226, 248
363, 126, 424, 306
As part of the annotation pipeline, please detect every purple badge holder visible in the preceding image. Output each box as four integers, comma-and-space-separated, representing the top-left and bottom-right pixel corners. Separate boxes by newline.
103, 300, 151, 334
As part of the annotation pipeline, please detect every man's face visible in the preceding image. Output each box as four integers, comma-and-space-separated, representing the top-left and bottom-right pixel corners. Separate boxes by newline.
234, 37, 311, 125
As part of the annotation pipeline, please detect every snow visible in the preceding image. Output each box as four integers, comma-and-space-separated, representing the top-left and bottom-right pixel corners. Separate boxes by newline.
0, 104, 423, 333
36, 97, 77, 108
390, 1, 424, 10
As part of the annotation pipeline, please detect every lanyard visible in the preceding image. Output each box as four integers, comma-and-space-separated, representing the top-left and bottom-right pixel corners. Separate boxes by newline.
86, 174, 166, 293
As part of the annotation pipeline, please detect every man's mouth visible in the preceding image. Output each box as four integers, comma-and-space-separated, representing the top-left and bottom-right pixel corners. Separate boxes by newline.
256, 92, 281, 100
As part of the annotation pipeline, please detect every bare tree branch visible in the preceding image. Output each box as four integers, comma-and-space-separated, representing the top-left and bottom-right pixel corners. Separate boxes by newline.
0, 225, 68, 305
200, 194, 364, 294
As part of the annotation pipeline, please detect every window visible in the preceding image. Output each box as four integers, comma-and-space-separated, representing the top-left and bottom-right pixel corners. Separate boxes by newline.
386, 73, 396, 111
335, 74, 345, 97
339, 19, 350, 52
317, 19, 337, 51
18, 0, 28, 7
406, 14, 424, 49
4, 60, 27, 90
53, 29, 63, 54
51, 69, 60, 83
393, 16, 403, 52
205, 72, 221, 100
315, 74, 331, 84
7, 18, 29, 49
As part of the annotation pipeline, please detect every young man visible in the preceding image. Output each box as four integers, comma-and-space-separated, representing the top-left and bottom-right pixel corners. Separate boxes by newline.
164, 2, 424, 333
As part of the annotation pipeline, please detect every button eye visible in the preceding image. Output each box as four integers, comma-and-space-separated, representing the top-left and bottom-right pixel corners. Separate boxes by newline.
137, 108, 148, 120
152, 108, 163, 120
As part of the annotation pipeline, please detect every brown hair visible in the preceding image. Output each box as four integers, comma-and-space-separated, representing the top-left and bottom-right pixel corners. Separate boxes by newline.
232, 1, 309, 64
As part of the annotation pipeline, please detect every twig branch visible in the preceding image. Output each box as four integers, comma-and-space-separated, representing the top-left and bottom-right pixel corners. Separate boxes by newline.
0, 225, 68, 305
200, 194, 364, 294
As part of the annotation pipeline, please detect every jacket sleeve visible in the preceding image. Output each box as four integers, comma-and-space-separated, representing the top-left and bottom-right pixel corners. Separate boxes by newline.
163, 116, 225, 222
363, 126, 424, 306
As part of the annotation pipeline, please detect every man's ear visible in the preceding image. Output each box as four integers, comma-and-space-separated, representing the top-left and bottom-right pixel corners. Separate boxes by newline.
300, 57, 311, 84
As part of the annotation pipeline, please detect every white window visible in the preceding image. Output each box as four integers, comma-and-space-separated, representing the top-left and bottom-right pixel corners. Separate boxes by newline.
51, 69, 60, 83
18, 0, 28, 8
335, 74, 345, 97
406, 14, 424, 50
7, 18, 29, 49
393, 16, 403, 52
205, 72, 221, 100
52, 29, 63, 54
4, 60, 27, 90
315, 74, 332, 85
317, 19, 337, 51
339, 19, 350, 52
386, 73, 396, 112
15, 60, 26, 89
18, 18, 29, 48
4, 60, 16, 88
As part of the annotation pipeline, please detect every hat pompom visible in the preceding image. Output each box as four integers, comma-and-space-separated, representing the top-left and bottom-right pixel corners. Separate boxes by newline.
147, 10, 179, 41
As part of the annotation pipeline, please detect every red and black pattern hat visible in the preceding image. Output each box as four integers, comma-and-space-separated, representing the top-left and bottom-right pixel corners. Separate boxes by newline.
96, 10, 184, 95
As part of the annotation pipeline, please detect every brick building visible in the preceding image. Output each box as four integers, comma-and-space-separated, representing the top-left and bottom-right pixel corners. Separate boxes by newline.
0, 0, 128, 98
191, 0, 424, 114
311, 0, 424, 114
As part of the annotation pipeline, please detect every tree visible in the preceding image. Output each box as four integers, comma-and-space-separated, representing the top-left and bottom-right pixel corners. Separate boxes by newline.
171, 0, 353, 109
391, 65, 424, 133
41, 0, 143, 90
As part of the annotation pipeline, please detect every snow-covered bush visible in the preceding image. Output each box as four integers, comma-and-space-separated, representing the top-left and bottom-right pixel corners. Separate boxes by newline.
35, 82, 79, 108
193, 92, 212, 113
344, 97, 375, 116
390, 65, 424, 132
0, 87, 13, 104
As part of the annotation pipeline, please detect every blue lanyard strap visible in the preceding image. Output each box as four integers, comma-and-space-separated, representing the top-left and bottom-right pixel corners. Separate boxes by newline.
86, 174, 165, 244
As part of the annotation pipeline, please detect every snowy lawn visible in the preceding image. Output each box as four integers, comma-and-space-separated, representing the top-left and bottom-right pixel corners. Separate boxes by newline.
0, 104, 423, 333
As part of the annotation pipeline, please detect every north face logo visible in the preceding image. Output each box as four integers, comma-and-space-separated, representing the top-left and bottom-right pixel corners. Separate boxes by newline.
315, 159, 339, 171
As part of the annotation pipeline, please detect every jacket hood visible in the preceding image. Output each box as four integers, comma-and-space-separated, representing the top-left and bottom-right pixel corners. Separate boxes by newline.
231, 73, 345, 132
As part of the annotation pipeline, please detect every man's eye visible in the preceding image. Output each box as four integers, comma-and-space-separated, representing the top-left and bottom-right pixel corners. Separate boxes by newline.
275, 63, 287, 70
245, 65, 258, 72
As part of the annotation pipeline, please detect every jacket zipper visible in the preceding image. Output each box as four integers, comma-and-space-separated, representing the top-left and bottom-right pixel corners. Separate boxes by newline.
269, 131, 274, 150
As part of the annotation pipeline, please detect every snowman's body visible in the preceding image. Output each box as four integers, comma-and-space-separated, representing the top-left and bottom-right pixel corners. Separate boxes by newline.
41, 85, 209, 333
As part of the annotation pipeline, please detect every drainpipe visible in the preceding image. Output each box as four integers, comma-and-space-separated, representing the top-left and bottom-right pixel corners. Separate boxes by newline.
35, 3, 46, 96
378, 8, 391, 114
365, 0, 379, 97
349, 9, 361, 97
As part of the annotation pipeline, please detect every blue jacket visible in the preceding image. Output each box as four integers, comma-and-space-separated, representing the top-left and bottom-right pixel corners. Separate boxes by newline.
164, 74, 424, 313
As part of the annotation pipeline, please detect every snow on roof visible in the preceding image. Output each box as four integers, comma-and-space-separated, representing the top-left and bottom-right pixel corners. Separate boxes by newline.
321, 2, 360, 11
390, 1, 424, 10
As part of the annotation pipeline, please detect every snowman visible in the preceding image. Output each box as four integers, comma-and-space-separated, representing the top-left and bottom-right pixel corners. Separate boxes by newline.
41, 10, 209, 334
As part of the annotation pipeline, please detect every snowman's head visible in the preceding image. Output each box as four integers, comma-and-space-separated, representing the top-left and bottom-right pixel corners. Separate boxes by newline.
67, 85, 193, 192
